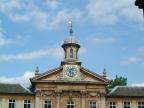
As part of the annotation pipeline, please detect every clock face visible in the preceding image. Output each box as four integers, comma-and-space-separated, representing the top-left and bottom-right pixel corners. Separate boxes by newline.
66, 66, 77, 77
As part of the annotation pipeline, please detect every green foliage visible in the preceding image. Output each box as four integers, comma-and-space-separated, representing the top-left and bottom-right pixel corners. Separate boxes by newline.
108, 75, 127, 89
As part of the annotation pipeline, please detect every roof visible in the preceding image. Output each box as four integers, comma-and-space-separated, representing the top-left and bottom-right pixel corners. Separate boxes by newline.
0, 83, 32, 94
31, 66, 109, 86
81, 67, 110, 83
108, 86, 144, 97
64, 36, 79, 44
31, 66, 62, 81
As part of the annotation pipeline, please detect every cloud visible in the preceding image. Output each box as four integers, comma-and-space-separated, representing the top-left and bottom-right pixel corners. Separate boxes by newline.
0, 47, 63, 61
86, 0, 142, 24
0, 27, 14, 46
0, 34, 13, 46
123, 56, 142, 64
44, 0, 60, 10
0, 0, 82, 30
89, 37, 116, 44
0, 27, 27, 46
0, 71, 35, 87
131, 83, 144, 86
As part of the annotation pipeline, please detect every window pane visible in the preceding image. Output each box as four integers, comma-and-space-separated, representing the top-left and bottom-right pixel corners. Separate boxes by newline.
67, 101, 74, 108
9, 100, 15, 108
89, 101, 96, 108
45, 100, 51, 108
12, 103, 14, 108
109, 102, 116, 108
24, 100, 31, 108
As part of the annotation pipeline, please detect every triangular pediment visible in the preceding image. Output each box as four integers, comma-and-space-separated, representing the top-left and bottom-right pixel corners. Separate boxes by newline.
80, 67, 109, 84
31, 66, 63, 81
31, 66, 109, 85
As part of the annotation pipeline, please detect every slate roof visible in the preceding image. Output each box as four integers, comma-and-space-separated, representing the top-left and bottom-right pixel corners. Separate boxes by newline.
0, 83, 32, 94
108, 86, 144, 97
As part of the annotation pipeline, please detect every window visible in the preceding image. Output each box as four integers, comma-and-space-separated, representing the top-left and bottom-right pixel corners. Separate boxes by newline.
24, 100, 31, 108
70, 48, 73, 58
138, 102, 144, 108
89, 101, 96, 108
9, 99, 15, 108
67, 100, 74, 108
109, 102, 116, 108
44, 100, 51, 108
124, 102, 130, 108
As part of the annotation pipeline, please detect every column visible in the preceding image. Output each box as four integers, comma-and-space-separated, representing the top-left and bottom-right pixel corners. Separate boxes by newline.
35, 96, 40, 108
81, 91, 86, 108
56, 93, 61, 108
100, 95, 106, 108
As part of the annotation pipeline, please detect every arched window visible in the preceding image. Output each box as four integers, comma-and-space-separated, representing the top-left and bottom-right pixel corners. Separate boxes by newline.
70, 48, 73, 58
67, 100, 74, 108
8, 99, 16, 108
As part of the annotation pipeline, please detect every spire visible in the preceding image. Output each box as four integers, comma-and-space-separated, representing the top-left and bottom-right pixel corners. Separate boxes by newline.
68, 21, 74, 36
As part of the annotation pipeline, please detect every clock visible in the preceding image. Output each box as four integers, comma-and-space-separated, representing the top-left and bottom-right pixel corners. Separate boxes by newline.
66, 66, 77, 77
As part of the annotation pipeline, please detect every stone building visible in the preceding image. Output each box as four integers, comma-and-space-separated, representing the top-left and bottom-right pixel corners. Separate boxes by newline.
0, 22, 144, 108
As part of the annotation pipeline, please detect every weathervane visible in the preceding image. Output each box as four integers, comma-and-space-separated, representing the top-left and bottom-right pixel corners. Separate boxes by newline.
135, 0, 144, 19
68, 21, 74, 36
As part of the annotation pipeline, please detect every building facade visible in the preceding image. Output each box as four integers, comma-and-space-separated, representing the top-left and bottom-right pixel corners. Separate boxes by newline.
0, 22, 144, 108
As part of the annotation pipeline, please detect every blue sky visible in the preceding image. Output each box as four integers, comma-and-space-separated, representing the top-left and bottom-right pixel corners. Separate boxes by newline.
0, 0, 144, 87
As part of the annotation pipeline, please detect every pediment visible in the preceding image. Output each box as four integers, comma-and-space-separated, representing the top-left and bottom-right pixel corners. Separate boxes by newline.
31, 66, 63, 81
80, 67, 109, 84
31, 66, 109, 84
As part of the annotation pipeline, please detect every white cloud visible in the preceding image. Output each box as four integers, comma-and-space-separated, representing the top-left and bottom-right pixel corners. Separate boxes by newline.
86, 0, 142, 24
0, 27, 27, 46
0, 0, 82, 30
90, 37, 116, 44
44, 0, 60, 10
131, 83, 144, 86
0, 71, 35, 87
0, 37, 13, 46
123, 56, 142, 64
0, 27, 14, 46
0, 47, 63, 61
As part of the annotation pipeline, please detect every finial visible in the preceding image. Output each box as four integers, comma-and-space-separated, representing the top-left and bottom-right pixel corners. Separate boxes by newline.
35, 66, 40, 75
68, 21, 74, 36
103, 68, 107, 78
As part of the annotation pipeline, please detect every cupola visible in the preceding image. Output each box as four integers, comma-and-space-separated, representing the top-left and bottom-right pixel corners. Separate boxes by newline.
61, 21, 80, 64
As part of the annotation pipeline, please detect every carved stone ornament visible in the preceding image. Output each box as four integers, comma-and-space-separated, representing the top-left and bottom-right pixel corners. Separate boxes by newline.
39, 90, 56, 97
81, 73, 87, 80
86, 92, 100, 98
56, 72, 63, 80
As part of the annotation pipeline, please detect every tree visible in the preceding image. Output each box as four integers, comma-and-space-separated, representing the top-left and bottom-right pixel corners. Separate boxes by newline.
108, 75, 127, 89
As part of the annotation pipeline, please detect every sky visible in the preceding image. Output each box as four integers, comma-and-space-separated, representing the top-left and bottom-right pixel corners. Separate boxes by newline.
0, 0, 144, 87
